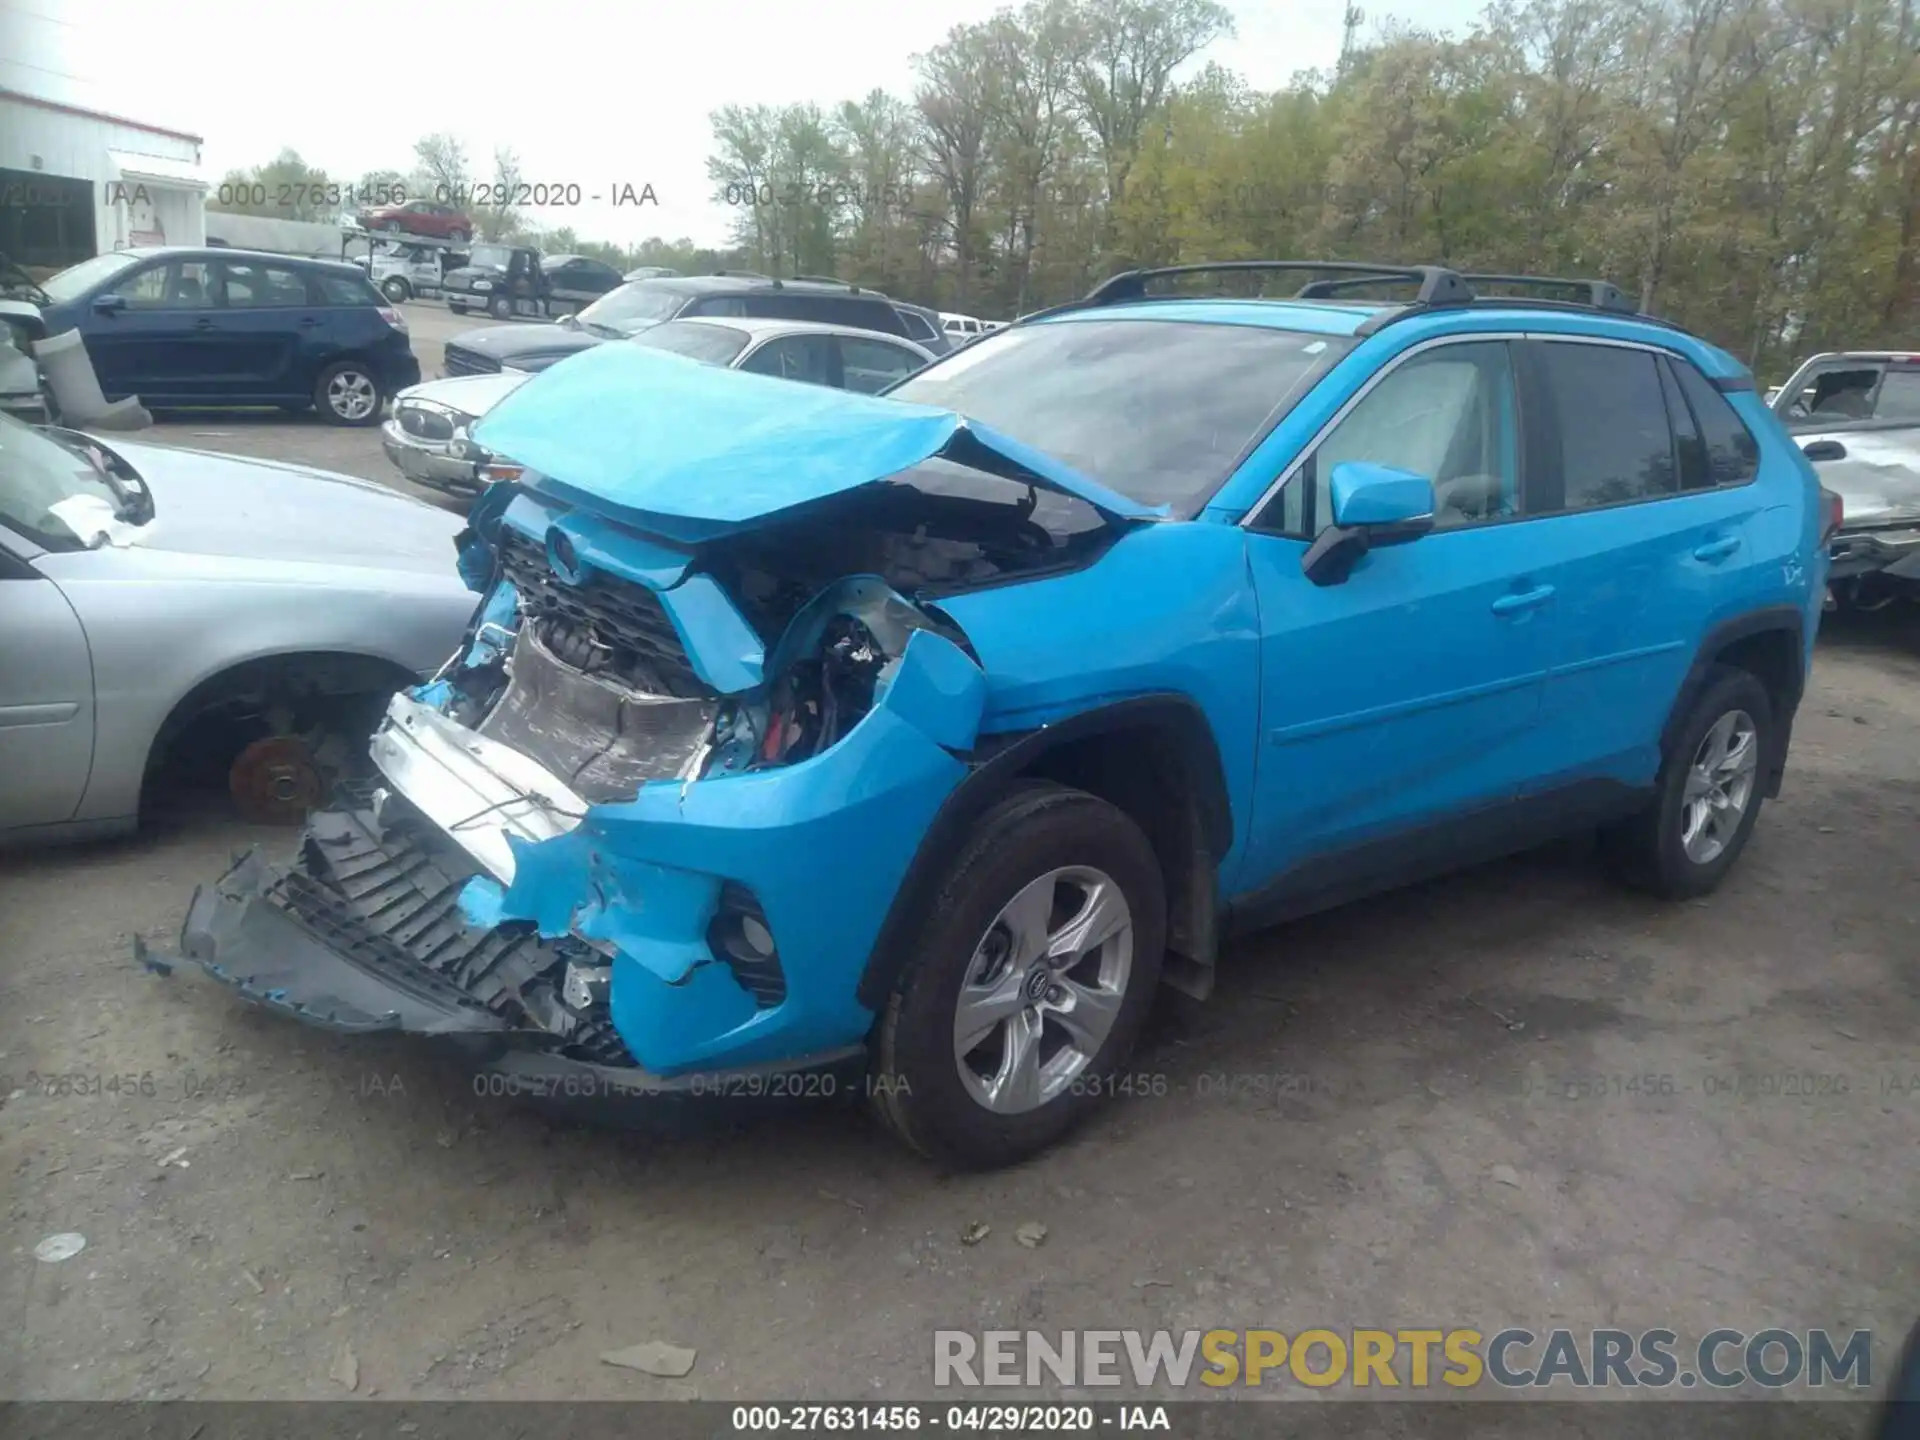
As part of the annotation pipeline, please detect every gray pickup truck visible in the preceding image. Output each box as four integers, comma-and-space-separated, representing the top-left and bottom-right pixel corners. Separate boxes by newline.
1771, 350, 1920, 606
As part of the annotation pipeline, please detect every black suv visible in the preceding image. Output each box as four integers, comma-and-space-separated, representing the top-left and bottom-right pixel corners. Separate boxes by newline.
441, 273, 912, 375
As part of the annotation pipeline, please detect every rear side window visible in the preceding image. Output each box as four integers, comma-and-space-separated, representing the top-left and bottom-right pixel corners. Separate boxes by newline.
897, 309, 938, 343
314, 270, 383, 306
746, 292, 904, 334
219, 261, 310, 307
684, 295, 748, 318
1668, 359, 1759, 487
1534, 343, 1675, 510
1874, 367, 1920, 419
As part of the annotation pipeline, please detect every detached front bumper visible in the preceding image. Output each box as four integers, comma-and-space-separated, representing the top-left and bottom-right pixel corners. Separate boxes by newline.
156, 846, 867, 1113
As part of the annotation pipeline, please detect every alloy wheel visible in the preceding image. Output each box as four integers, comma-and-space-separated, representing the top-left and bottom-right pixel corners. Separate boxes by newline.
327, 370, 378, 422
1681, 709, 1758, 864
952, 865, 1133, 1115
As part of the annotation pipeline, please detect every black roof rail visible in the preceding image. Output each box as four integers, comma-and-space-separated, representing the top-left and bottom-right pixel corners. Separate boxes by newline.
1460, 273, 1636, 314
1088, 261, 1475, 308
712, 269, 772, 279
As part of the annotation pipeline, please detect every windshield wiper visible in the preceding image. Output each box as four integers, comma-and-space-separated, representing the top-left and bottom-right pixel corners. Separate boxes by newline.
582, 322, 627, 340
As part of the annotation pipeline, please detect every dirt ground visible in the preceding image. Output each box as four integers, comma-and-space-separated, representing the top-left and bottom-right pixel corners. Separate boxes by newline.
3, 317, 1918, 1403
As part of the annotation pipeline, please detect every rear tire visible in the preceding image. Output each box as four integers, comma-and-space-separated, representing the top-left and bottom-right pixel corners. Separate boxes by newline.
1601, 665, 1773, 899
381, 277, 410, 303
449, 301, 467, 315
313, 360, 383, 427
870, 782, 1166, 1170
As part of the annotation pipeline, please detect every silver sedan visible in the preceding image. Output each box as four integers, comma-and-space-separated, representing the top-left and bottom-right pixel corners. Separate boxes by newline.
0, 414, 480, 845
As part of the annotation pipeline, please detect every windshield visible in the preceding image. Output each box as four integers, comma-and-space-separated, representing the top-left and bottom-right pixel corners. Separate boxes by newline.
39, 251, 143, 304
468, 244, 513, 272
887, 318, 1353, 511
631, 319, 751, 366
0, 413, 135, 549
575, 282, 689, 338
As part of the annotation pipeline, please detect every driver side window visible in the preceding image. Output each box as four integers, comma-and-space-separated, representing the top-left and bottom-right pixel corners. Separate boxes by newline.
1270, 341, 1518, 538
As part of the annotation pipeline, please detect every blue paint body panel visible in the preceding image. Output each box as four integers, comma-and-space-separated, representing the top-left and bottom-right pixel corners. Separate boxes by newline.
490, 631, 985, 1073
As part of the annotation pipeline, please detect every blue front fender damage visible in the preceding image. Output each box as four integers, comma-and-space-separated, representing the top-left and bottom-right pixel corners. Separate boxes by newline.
458, 628, 986, 1073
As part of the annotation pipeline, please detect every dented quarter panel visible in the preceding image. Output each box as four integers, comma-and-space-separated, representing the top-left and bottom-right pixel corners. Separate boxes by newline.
935, 521, 1263, 880
480, 629, 989, 1072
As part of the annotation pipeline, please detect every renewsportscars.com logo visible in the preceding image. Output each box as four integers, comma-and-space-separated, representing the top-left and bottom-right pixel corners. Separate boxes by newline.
932, 1328, 1875, 1391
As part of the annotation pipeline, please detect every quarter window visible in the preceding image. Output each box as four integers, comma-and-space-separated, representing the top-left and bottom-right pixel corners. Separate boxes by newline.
739, 335, 836, 386
219, 261, 310, 307
839, 336, 922, 393
1669, 359, 1759, 487
1269, 341, 1519, 537
1535, 343, 1675, 510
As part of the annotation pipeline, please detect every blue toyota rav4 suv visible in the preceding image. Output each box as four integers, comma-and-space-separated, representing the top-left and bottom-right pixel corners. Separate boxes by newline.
158, 261, 1832, 1169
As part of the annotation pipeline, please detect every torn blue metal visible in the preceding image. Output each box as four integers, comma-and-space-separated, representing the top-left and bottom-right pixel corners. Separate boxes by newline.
482, 629, 988, 1073
496, 489, 766, 694
455, 479, 520, 593
469, 340, 1169, 544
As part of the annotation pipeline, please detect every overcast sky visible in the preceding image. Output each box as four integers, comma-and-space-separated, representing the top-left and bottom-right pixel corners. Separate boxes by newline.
17, 0, 1485, 248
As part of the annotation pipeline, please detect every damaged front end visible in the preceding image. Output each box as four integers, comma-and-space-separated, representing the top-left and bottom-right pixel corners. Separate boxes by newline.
162, 347, 1140, 1094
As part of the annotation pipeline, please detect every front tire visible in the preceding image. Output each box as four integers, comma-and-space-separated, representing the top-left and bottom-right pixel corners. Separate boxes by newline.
313, 360, 383, 427
488, 294, 511, 320
1601, 665, 1773, 899
449, 228, 470, 245
449, 301, 467, 315
871, 782, 1166, 1170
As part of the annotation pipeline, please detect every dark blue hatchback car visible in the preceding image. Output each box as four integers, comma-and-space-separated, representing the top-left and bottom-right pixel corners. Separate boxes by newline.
36, 246, 421, 426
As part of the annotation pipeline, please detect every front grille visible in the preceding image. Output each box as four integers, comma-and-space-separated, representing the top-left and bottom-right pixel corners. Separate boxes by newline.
497, 525, 712, 698
274, 788, 635, 1067
444, 344, 498, 377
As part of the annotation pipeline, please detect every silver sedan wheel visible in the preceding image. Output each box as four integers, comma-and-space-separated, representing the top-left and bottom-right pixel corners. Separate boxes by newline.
1681, 709, 1758, 865
953, 865, 1133, 1116
326, 369, 378, 421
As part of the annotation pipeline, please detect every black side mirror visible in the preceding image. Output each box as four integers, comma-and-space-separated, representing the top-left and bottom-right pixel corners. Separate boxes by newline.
1802, 439, 1848, 463
92, 293, 127, 316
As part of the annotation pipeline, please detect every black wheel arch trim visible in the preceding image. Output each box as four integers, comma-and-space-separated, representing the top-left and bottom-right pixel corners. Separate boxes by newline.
853, 693, 1235, 1012
1661, 604, 1806, 797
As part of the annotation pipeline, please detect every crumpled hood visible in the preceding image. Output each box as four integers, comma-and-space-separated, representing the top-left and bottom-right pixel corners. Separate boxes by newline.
99, 439, 463, 570
399, 370, 533, 416
470, 339, 1168, 543
1803, 428, 1920, 527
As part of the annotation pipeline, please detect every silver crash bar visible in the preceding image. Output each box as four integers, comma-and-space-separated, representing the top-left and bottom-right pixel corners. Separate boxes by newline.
368, 692, 587, 883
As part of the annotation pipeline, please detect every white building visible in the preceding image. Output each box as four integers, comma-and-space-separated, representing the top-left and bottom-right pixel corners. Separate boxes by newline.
0, 0, 209, 271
